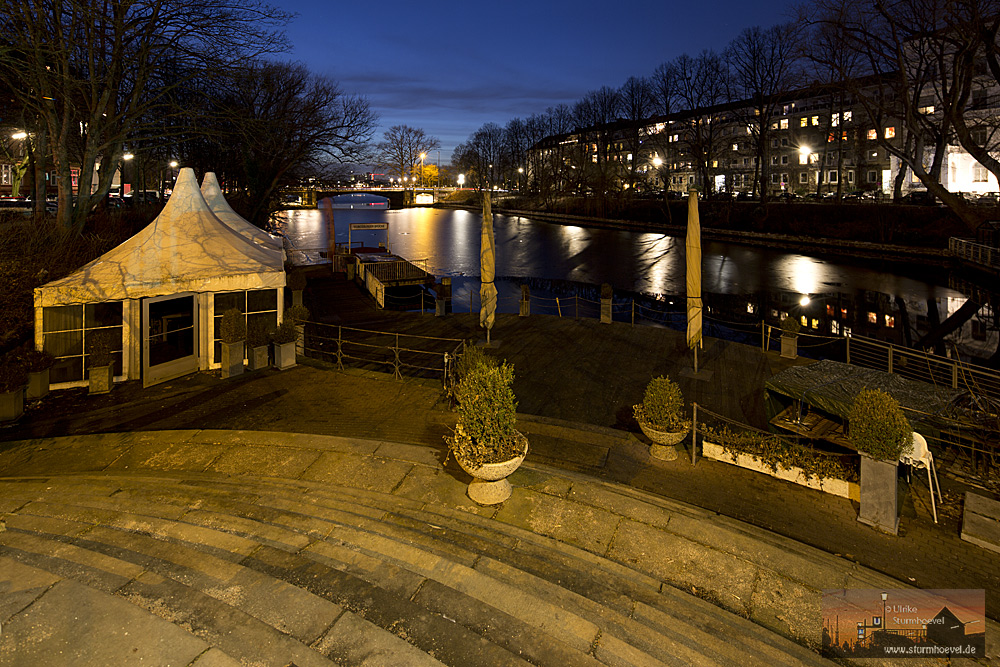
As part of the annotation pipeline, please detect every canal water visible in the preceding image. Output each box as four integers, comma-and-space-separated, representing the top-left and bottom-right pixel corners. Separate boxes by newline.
276, 206, 994, 360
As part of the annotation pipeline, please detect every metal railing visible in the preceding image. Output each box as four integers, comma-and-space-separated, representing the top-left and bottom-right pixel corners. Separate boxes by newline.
360, 258, 429, 282
302, 320, 465, 385
950, 237, 1000, 271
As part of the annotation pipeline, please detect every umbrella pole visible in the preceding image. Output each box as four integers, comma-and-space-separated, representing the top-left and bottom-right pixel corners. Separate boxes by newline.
694, 344, 698, 374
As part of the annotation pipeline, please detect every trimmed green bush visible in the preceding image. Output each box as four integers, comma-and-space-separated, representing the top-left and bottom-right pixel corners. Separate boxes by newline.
849, 388, 913, 461
18, 345, 55, 372
247, 318, 269, 348
449, 361, 521, 467
284, 305, 310, 324
0, 354, 28, 393
220, 308, 246, 344
454, 345, 497, 383
780, 316, 801, 337
634, 375, 690, 432
269, 320, 298, 345
87, 329, 118, 367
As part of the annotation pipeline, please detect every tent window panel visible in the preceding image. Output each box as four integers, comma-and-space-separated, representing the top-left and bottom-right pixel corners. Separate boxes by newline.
215, 292, 245, 314
44, 331, 83, 358
247, 289, 277, 313
43, 305, 83, 332
85, 302, 123, 328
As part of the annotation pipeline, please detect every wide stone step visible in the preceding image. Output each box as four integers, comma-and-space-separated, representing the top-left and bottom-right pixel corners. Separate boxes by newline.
0, 473, 835, 667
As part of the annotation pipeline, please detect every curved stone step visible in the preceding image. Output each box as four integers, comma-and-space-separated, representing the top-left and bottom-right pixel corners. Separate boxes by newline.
0, 472, 835, 667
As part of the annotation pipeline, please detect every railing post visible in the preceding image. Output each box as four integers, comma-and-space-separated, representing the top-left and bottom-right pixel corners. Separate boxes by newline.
888, 344, 894, 374
691, 403, 698, 466
336, 325, 344, 370
393, 333, 401, 379
556, 297, 562, 317
846, 335, 851, 366
953, 361, 959, 389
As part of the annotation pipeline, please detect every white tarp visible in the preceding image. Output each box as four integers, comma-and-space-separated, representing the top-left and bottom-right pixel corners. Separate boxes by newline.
200, 172, 283, 254
36, 167, 284, 307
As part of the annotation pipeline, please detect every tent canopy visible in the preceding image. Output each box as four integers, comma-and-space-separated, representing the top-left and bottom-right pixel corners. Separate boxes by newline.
36, 168, 284, 307
765, 359, 968, 429
201, 172, 283, 252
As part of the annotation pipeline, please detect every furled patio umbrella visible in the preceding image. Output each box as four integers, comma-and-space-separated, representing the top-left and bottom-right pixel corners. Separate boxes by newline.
686, 189, 703, 372
480, 191, 497, 343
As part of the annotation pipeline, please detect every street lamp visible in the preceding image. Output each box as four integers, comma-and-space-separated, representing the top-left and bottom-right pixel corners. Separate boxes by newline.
457, 173, 465, 188
518, 166, 524, 193
419, 152, 426, 189
881, 591, 888, 635
11, 131, 27, 140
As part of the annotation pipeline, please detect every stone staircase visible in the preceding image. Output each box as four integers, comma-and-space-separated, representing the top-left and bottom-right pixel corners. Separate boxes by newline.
0, 469, 836, 667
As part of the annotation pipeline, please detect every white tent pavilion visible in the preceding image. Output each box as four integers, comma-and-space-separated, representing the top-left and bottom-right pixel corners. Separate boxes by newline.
200, 172, 284, 255
34, 167, 286, 388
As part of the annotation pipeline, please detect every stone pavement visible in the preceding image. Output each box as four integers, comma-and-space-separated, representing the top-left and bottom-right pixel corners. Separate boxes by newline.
0, 430, 993, 666
0, 301, 998, 664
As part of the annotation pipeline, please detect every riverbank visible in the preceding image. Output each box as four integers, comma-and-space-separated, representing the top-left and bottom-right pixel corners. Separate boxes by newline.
435, 201, 955, 266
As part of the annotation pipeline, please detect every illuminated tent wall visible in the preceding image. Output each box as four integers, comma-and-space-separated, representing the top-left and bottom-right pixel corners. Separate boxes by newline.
33, 167, 286, 388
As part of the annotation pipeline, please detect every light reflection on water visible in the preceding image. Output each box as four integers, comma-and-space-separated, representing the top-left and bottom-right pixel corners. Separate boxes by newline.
276, 207, 961, 305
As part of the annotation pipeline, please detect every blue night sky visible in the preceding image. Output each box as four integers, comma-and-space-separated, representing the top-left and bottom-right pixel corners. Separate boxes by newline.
278, 0, 801, 163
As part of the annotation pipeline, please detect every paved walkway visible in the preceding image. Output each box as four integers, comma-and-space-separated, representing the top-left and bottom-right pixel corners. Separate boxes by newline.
0, 288, 998, 664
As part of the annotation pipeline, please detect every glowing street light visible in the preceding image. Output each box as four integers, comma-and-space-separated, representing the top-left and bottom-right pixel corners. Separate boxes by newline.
457, 173, 465, 188
11, 131, 27, 140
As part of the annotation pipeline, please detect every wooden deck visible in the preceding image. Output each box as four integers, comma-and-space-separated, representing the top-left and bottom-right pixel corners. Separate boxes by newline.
770, 405, 855, 450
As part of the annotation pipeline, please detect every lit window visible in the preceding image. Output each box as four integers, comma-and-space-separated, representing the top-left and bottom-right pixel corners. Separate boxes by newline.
780, 119, 789, 130
772, 309, 780, 318
732, 143, 739, 151
841, 308, 848, 319
747, 303, 755, 314
843, 111, 852, 122
831, 321, 840, 335
868, 129, 877, 140
826, 304, 835, 316
868, 312, 877, 324
800, 117, 808, 127
828, 133, 836, 143
800, 315, 808, 327
812, 318, 820, 329
918, 105, 935, 115
842, 131, 848, 141
832, 113, 840, 127
711, 160, 718, 168
799, 154, 808, 165
812, 116, 820, 126
871, 151, 878, 158
885, 127, 895, 139
885, 315, 895, 328
771, 122, 779, 130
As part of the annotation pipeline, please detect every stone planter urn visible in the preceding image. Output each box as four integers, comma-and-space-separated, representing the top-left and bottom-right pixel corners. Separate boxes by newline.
220, 341, 244, 379
780, 334, 798, 359
247, 345, 269, 372
88, 365, 114, 395
638, 419, 689, 461
858, 453, 900, 535
0, 386, 24, 424
455, 432, 529, 505
27, 368, 50, 400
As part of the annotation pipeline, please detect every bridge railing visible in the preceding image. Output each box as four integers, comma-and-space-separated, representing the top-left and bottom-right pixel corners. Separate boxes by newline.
950, 237, 1000, 270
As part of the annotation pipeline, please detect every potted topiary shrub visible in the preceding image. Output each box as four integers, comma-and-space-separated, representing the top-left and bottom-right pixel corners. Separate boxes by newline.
270, 320, 298, 370
849, 387, 912, 535
246, 318, 270, 371
780, 316, 801, 359
445, 356, 528, 505
19, 345, 55, 400
220, 308, 246, 379
87, 329, 118, 395
634, 375, 691, 461
284, 304, 310, 356
0, 353, 28, 424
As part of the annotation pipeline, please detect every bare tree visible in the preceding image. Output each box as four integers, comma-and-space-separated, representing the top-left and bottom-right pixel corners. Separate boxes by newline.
0, 0, 293, 231
454, 123, 505, 190
725, 23, 803, 203
374, 125, 440, 183
650, 62, 679, 116
674, 51, 729, 196
619, 76, 656, 192
215, 61, 376, 227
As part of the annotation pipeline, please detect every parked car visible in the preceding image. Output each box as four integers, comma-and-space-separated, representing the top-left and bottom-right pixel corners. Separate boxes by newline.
900, 191, 937, 205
